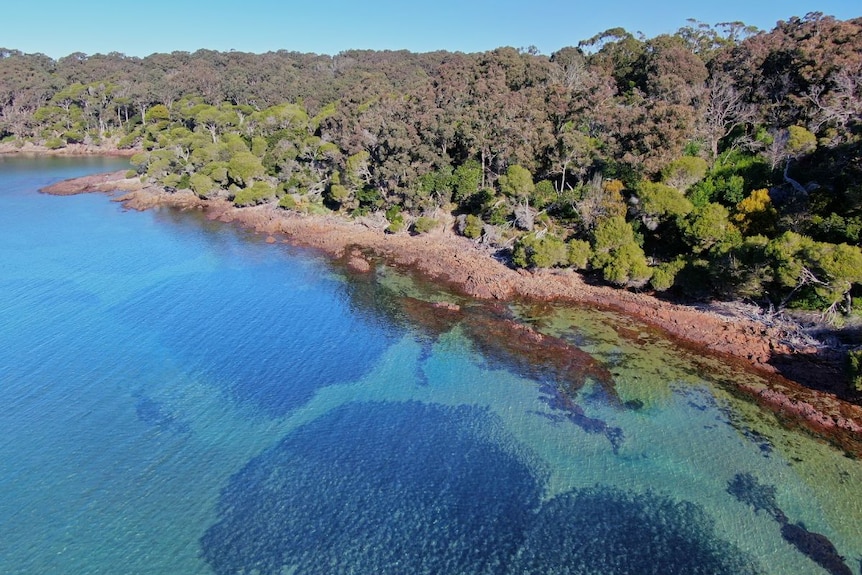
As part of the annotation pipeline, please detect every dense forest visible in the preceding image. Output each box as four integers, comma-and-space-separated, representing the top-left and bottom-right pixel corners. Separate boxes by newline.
2, 12, 861, 324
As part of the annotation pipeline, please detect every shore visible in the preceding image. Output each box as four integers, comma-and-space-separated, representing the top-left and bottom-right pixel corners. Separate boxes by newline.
0, 142, 138, 157
40, 171, 862, 453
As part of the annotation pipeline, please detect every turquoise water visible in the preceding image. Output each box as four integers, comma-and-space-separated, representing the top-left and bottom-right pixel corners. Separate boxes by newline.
1, 156, 860, 575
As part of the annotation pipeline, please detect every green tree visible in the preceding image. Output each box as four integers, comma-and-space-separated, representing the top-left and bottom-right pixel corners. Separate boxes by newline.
385, 205, 406, 233
189, 173, 216, 198
681, 203, 739, 254
650, 257, 686, 291
460, 214, 484, 239
591, 216, 652, 286
452, 160, 483, 206
498, 164, 535, 200
567, 239, 591, 269
145, 104, 170, 124
233, 180, 276, 206
412, 216, 439, 234
227, 151, 265, 187
661, 156, 708, 192
345, 151, 372, 190
512, 232, 569, 268
849, 349, 862, 393
766, 232, 862, 315
635, 180, 693, 229
786, 125, 817, 158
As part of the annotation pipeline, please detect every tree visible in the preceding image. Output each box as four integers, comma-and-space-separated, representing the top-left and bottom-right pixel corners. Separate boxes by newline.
849, 349, 862, 393
456, 214, 484, 239
512, 232, 568, 268
733, 188, 777, 235
567, 239, 591, 269
145, 104, 170, 124
766, 231, 862, 316
590, 216, 652, 286
660, 156, 708, 192
650, 257, 686, 291
233, 181, 276, 206
681, 203, 739, 254
195, 104, 237, 143
498, 164, 535, 200
675, 20, 758, 62
189, 173, 217, 198
763, 125, 817, 194
574, 176, 627, 231
451, 160, 483, 205
700, 74, 754, 161
227, 151, 265, 186
411, 216, 439, 235
806, 69, 862, 145
635, 180, 693, 230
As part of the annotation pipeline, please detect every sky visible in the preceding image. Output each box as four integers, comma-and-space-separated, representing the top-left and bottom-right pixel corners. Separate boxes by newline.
4, 0, 859, 59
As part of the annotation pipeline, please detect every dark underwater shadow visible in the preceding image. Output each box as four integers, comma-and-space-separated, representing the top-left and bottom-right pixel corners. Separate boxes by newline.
728, 472, 853, 575
200, 400, 759, 575
200, 401, 545, 575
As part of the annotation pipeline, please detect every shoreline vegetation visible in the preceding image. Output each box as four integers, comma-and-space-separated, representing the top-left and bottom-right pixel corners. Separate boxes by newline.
38, 166, 862, 456
3, 13, 861, 453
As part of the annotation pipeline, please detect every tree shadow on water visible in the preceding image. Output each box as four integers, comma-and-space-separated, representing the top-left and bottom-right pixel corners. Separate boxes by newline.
200, 401, 544, 575
728, 472, 853, 575
200, 400, 760, 575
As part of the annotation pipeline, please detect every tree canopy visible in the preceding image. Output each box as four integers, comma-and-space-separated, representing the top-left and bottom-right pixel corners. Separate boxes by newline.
2, 12, 861, 316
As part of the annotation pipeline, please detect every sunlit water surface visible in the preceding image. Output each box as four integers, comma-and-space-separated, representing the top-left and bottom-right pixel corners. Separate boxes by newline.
1, 156, 860, 575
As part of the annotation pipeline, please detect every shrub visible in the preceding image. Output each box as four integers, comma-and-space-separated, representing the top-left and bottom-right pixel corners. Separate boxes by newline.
385, 205, 406, 233
651, 258, 686, 291
462, 214, 483, 239
513, 233, 568, 268
160, 173, 182, 187
567, 239, 591, 269
278, 195, 298, 210
117, 132, 140, 149
386, 219, 406, 233
412, 216, 439, 234
190, 173, 216, 198
848, 349, 862, 393
44, 137, 66, 150
233, 181, 276, 206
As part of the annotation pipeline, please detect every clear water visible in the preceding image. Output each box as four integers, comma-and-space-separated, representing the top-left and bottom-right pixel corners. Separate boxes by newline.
1, 156, 860, 575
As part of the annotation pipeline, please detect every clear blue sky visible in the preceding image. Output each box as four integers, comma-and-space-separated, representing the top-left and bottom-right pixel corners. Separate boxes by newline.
4, 0, 859, 59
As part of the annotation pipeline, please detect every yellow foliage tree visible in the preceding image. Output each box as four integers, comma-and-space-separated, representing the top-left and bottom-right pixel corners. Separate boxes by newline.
733, 188, 777, 235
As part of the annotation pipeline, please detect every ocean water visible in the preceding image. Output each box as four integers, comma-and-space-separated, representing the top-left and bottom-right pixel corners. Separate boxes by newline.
1, 156, 860, 575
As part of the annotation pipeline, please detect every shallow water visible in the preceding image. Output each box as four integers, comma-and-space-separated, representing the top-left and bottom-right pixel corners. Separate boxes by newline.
1, 156, 860, 575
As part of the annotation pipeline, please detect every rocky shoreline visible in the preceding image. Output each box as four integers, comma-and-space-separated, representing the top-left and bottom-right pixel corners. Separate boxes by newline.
0, 142, 138, 157
39, 171, 862, 454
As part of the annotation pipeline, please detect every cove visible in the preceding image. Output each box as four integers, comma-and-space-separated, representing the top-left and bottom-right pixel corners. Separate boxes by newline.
1, 156, 860, 574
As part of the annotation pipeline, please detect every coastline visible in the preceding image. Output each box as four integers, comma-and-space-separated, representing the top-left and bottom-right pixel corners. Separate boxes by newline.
39, 170, 862, 454
0, 142, 138, 157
